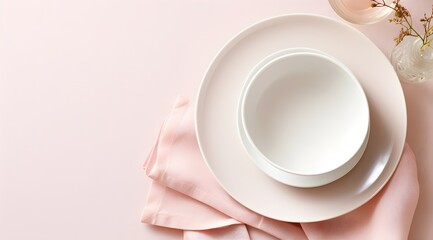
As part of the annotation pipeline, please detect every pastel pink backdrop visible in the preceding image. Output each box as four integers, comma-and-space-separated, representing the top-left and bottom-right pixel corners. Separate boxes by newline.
0, 0, 431, 239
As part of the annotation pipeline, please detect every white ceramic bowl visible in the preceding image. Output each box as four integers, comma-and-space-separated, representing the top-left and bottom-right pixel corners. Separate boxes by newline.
238, 49, 370, 188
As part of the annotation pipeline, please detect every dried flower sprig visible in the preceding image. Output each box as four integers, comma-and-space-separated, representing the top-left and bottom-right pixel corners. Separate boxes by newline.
371, 0, 433, 49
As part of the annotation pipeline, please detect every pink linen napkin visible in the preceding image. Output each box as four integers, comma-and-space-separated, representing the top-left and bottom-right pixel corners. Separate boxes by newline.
141, 97, 419, 240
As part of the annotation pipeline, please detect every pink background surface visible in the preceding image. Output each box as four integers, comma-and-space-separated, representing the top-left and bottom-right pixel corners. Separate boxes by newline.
0, 0, 431, 239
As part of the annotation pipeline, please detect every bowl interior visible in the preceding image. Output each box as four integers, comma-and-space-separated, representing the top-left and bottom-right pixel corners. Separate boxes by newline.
242, 52, 369, 175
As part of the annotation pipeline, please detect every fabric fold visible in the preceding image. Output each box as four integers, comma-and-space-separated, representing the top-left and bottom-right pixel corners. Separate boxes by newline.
142, 180, 241, 230
142, 96, 419, 240
184, 225, 251, 240
142, 97, 306, 239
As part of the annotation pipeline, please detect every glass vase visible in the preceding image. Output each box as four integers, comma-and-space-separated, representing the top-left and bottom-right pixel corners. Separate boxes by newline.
391, 37, 433, 84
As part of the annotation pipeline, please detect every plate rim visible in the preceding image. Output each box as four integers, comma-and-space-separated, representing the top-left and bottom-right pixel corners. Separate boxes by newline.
195, 13, 407, 222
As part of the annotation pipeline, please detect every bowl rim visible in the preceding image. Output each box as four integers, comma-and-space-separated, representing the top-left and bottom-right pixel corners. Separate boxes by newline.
239, 50, 370, 177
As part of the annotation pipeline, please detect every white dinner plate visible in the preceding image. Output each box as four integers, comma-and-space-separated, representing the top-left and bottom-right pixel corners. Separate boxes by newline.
196, 14, 406, 222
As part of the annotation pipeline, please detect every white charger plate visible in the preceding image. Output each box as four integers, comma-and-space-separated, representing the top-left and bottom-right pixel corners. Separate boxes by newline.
196, 14, 406, 222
